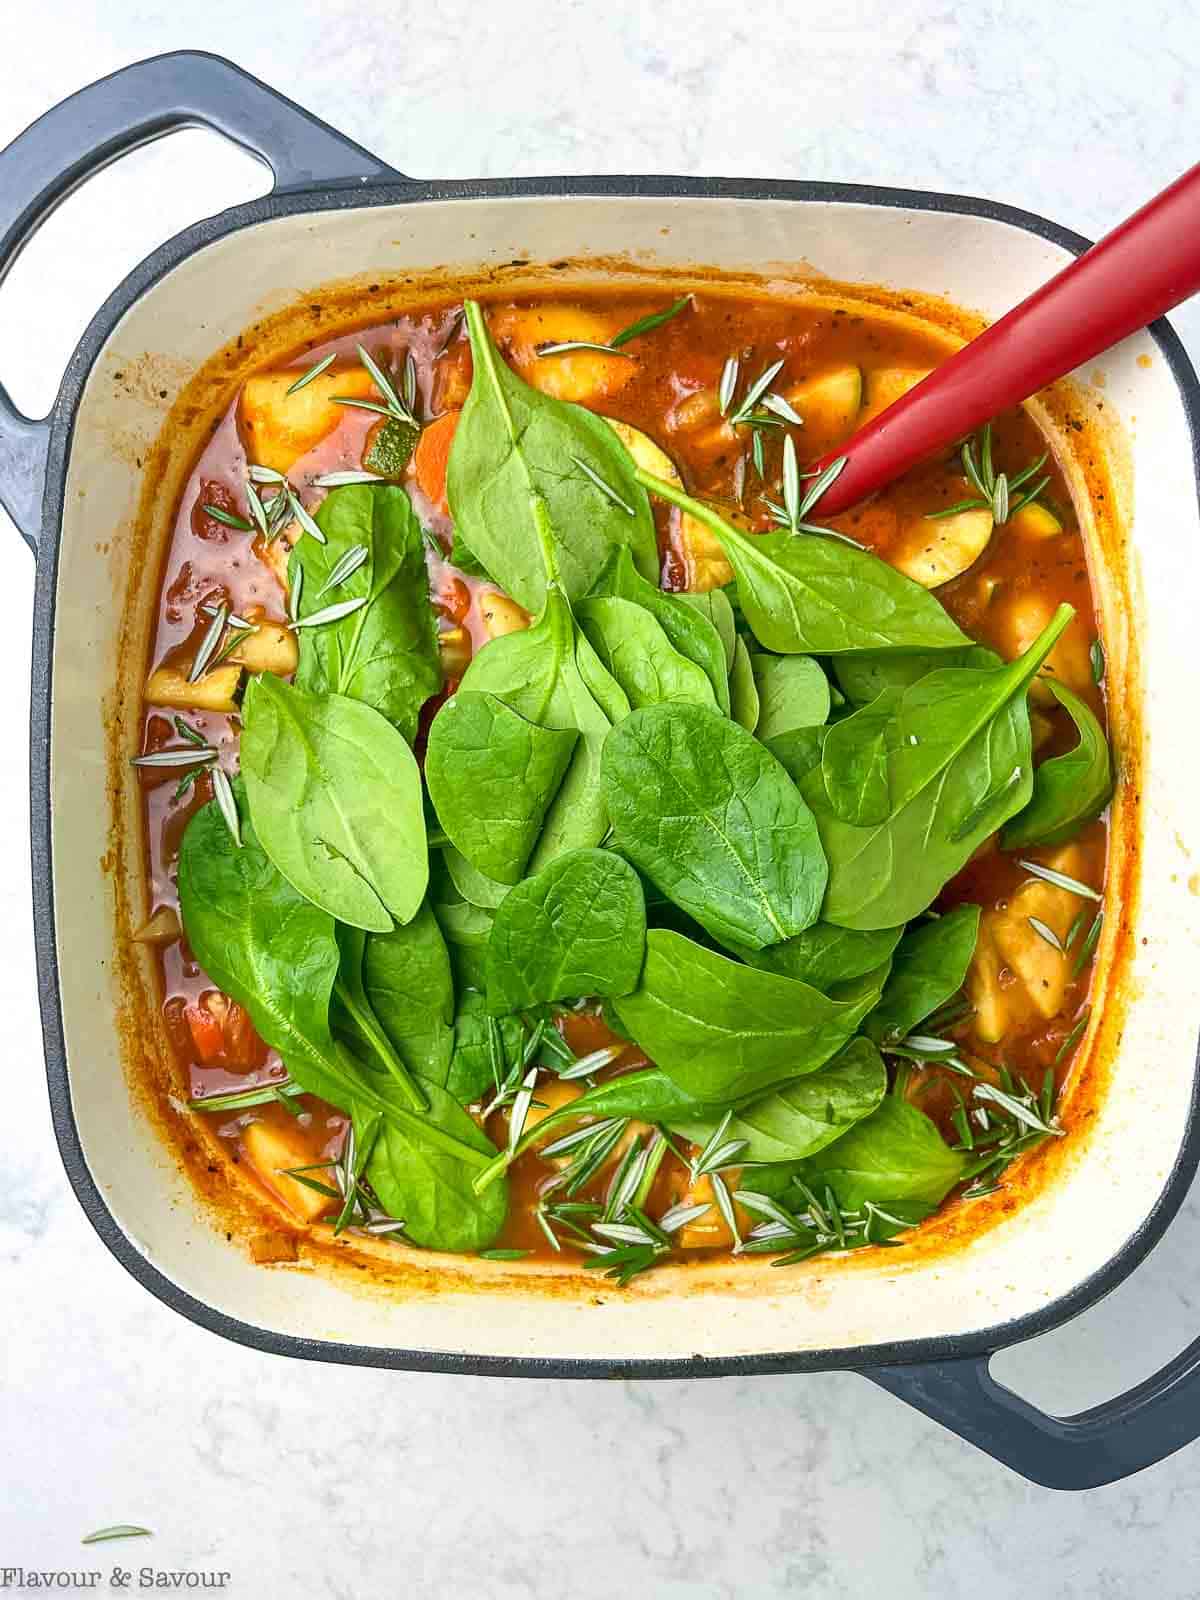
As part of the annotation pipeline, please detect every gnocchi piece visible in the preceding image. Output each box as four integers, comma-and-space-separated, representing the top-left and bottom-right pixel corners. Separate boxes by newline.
132, 906, 182, 945
967, 845, 1093, 1036
480, 591, 530, 639
603, 416, 733, 591
859, 367, 932, 424
889, 506, 994, 589
239, 366, 375, 475
489, 304, 635, 403
674, 1171, 750, 1250
242, 1120, 336, 1224
994, 588, 1093, 701
144, 661, 241, 713
230, 618, 299, 677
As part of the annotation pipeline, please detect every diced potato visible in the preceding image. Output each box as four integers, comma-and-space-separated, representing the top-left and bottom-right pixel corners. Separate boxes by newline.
242, 1121, 336, 1224
783, 365, 862, 446
239, 366, 375, 475
670, 389, 721, 432
479, 591, 530, 639
890, 507, 994, 589
489, 305, 635, 403
230, 619, 299, 676
603, 417, 733, 591
144, 661, 241, 713
859, 367, 932, 424
675, 1171, 749, 1250
524, 1077, 583, 1135
994, 589, 1093, 702
1010, 502, 1063, 540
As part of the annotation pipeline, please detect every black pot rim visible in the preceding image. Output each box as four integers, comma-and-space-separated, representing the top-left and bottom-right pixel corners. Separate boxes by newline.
31, 172, 1200, 1379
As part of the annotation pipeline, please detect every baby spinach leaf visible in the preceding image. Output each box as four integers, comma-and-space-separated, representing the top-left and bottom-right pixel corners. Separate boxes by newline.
447, 300, 657, 611
612, 929, 886, 1102
1001, 679, 1113, 848
594, 544, 730, 712
460, 589, 626, 869
362, 901, 457, 1084
442, 845, 510, 910
425, 689, 578, 884
820, 688, 899, 825
733, 920, 904, 993
678, 586, 737, 671
361, 1075, 509, 1251
672, 1037, 887, 1162
332, 924, 428, 1108
635, 471, 970, 655
578, 595, 717, 710
178, 779, 345, 1106
447, 990, 526, 1105
729, 636, 760, 730
864, 905, 980, 1044
833, 646, 993, 707
808, 608, 1074, 929
485, 848, 646, 1014
751, 653, 831, 739
290, 483, 441, 744
241, 673, 428, 933
764, 725, 827, 785
794, 1095, 965, 1210
433, 897, 495, 950
602, 704, 827, 951
181, 785, 505, 1250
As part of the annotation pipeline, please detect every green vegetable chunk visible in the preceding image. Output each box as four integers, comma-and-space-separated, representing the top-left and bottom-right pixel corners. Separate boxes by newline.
809, 606, 1074, 929
794, 1096, 965, 1210
240, 673, 428, 932
1001, 679, 1113, 848
612, 929, 886, 1102
485, 848, 646, 1014
864, 904, 980, 1044
425, 690, 579, 885
593, 544, 730, 712
447, 300, 658, 611
362, 417, 420, 477
603, 704, 827, 951
672, 1037, 887, 1162
635, 471, 971, 655
578, 595, 717, 710
751, 653, 831, 739
290, 483, 441, 744
729, 636, 760, 730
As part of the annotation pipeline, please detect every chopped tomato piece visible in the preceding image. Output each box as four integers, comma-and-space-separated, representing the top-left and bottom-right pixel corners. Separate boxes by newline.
185, 992, 267, 1069
412, 410, 460, 513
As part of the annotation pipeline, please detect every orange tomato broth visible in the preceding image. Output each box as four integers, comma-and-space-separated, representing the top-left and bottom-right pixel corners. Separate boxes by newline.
136, 289, 1104, 1257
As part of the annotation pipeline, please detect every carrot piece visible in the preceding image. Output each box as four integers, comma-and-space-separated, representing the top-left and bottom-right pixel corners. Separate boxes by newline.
412, 409, 460, 513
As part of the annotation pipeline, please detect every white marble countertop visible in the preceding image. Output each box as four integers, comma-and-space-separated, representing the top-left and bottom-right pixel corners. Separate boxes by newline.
3, 2, 1200, 1593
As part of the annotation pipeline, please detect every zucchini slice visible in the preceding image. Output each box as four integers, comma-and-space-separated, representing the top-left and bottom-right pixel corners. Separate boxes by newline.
890, 506, 994, 589
603, 417, 733, 591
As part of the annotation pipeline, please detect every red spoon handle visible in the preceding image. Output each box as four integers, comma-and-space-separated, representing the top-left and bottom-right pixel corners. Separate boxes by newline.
814, 161, 1200, 517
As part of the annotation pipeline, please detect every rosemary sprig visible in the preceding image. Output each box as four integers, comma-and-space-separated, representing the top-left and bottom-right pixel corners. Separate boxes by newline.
131, 745, 217, 771
201, 502, 254, 532
312, 469, 386, 488
761, 446, 849, 538
570, 455, 636, 517
336, 343, 421, 429
189, 602, 228, 682
82, 1527, 152, 1546
286, 351, 336, 395
211, 766, 242, 849
1017, 859, 1102, 902
291, 596, 369, 630
926, 423, 1049, 526
537, 297, 691, 358
1071, 910, 1104, 976
187, 1080, 302, 1113
316, 543, 369, 597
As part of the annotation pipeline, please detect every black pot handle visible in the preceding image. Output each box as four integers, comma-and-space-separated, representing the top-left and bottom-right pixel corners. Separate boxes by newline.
866, 1335, 1200, 1489
0, 50, 399, 553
